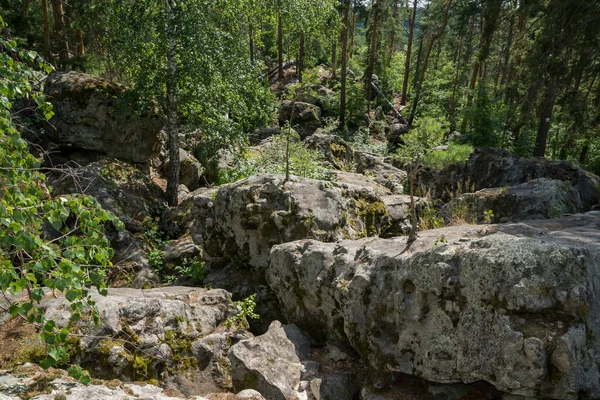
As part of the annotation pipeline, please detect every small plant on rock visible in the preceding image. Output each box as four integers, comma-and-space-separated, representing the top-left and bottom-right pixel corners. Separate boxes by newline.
225, 294, 260, 331
483, 209, 495, 224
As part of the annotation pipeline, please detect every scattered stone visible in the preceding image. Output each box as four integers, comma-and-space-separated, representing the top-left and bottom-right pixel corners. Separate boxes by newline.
318, 372, 358, 400
229, 321, 304, 400
164, 149, 203, 192
283, 325, 311, 361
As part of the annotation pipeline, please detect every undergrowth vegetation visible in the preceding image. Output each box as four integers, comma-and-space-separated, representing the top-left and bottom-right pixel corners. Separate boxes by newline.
219, 132, 336, 184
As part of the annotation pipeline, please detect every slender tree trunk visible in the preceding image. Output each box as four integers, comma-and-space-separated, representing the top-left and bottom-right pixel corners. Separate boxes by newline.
400, 0, 418, 106
285, 97, 296, 183
365, 0, 381, 100
331, 39, 337, 79
499, 10, 515, 87
450, 34, 463, 130
460, 0, 502, 132
298, 33, 305, 82
412, 33, 424, 91
533, 79, 558, 157
41, 0, 53, 63
278, 12, 284, 81
387, 2, 399, 68
409, 0, 453, 125
349, 0, 357, 58
580, 145, 589, 164
76, 29, 85, 56
165, 0, 180, 206
51, 0, 70, 61
340, 0, 350, 129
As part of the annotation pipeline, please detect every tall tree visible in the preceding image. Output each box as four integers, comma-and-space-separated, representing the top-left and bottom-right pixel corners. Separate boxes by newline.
164, 0, 179, 205
340, 0, 351, 129
51, 0, 70, 61
400, 0, 418, 105
364, 0, 382, 100
408, 0, 453, 125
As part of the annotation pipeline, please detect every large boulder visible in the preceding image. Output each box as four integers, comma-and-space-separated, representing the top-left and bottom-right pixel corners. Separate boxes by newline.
302, 133, 407, 194
49, 157, 165, 232
40, 287, 236, 395
44, 71, 163, 164
228, 321, 305, 400
354, 151, 406, 194
416, 147, 600, 209
278, 101, 321, 127
303, 133, 354, 170
190, 174, 413, 269
164, 149, 204, 191
442, 178, 584, 224
267, 212, 600, 399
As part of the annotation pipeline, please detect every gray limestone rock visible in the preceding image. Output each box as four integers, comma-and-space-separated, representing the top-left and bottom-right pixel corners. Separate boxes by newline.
44, 71, 163, 164
267, 212, 600, 399
228, 321, 304, 400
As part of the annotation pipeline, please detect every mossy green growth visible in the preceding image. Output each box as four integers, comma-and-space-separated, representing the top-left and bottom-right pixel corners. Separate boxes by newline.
162, 330, 198, 373
353, 198, 389, 236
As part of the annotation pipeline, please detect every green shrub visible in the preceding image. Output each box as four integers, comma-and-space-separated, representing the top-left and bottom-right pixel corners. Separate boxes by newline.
422, 143, 474, 169
225, 294, 260, 331
219, 132, 336, 183
174, 256, 206, 284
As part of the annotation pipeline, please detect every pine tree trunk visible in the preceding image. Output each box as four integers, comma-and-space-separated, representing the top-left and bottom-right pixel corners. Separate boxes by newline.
349, 0, 357, 58
278, 12, 284, 81
387, 2, 399, 68
412, 34, 424, 91
533, 79, 558, 157
165, 0, 180, 206
499, 9, 515, 87
298, 33, 305, 82
331, 39, 337, 79
76, 29, 85, 56
340, 0, 350, 129
51, 0, 70, 61
41, 0, 53, 63
365, 0, 381, 100
400, 0, 417, 106
409, 0, 453, 125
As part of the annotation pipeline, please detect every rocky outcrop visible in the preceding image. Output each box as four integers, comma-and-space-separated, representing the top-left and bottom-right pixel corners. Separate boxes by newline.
416, 147, 600, 209
386, 123, 409, 152
303, 133, 407, 194
0, 365, 265, 399
48, 158, 167, 285
267, 212, 600, 399
44, 71, 163, 164
354, 151, 406, 194
190, 174, 415, 269
278, 101, 321, 128
49, 158, 165, 232
41, 287, 237, 395
303, 133, 354, 170
443, 178, 584, 224
249, 128, 281, 146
